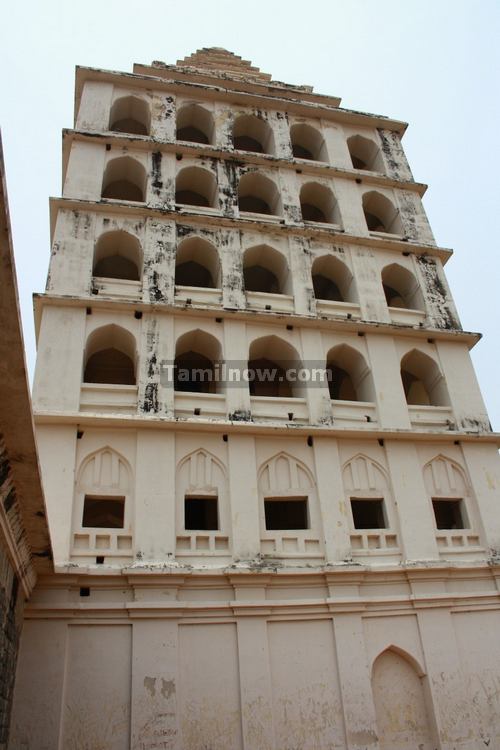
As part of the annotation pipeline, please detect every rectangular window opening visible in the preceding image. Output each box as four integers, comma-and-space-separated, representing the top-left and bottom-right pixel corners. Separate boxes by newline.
82, 495, 125, 529
185, 496, 219, 531
432, 498, 466, 530
264, 497, 309, 530
350, 498, 387, 529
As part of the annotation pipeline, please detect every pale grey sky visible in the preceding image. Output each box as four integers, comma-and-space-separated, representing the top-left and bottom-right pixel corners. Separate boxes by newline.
1, 0, 499, 427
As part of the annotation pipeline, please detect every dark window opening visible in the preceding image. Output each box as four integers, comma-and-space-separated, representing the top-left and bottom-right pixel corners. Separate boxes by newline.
292, 143, 314, 160
328, 365, 357, 401
111, 118, 148, 136
383, 284, 406, 308
185, 496, 219, 530
174, 351, 216, 393
175, 190, 209, 207
264, 497, 309, 530
401, 370, 430, 406
351, 154, 368, 170
234, 135, 263, 153
244, 265, 280, 294
176, 260, 214, 288
301, 203, 326, 222
177, 126, 209, 144
84, 348, 135, 385
248, 358, 292, 398
239, 195, 271, 214
432, 499, 466, 530
365, 211, 385, 232
82, 495, 125, 529
313, 274, 343, 302
351, 498, 386, 529
93, 254, 140, 281
102, 180, 144, 202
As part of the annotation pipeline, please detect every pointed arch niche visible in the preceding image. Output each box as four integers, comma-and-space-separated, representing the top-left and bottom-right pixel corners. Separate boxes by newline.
258, 452, 323, 559
372, 647, 437, 750
342, 454, 399, 557
176, 449, 230, 556
72, 447, 133, 560
424, 455, 482, 553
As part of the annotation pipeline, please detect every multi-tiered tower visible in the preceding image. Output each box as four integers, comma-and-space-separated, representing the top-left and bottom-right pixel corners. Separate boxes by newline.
9, 49, 500, 749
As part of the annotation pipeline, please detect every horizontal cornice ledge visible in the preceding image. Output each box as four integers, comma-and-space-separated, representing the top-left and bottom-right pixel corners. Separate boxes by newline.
61, 129, 427, 197
32, 410, 500, 445
49, 196, 451, 263
75, 66, 407, 135
33, 291, 480, 348
22, 588, 500, 621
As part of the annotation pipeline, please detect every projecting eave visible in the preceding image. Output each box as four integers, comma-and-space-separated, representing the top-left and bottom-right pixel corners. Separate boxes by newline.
73, 66, 408, 135
49, 196, 451, 265
33, 291, 482, 351
133, 60, 342, 108
61, 128, 426, 198
0, 135, 52, 580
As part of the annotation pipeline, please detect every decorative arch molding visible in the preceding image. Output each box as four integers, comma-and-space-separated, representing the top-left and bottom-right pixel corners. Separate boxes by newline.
76, 446, 132, 493
342, 454, 399, 553
423, 455, 469, 497
177, 448, 227, 494
371, 645, 426, 678
72, 446, 134, 558
371, 646, 437, 749
257, 452, 322, 558
175, 449, 230, 554
342, 453, 389, 493
258, 452, 315, 494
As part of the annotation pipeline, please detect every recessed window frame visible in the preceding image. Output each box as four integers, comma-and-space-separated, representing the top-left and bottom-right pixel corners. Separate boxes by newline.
184, 493, 219, 531
350, 496, 388, 530
82, 494, 126, 529
431, 496, 469, 531
263, 495, 310, 531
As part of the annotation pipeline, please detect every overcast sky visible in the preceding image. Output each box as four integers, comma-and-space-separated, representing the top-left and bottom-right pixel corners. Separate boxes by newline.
1, 0, 499, 428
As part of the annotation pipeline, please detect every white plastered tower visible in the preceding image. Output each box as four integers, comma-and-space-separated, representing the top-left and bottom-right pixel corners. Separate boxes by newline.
9, 49, 500, 750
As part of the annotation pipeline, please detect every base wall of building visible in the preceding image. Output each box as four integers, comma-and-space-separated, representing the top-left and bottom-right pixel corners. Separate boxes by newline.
0, 545, 23, 750
9, 568, 500, 750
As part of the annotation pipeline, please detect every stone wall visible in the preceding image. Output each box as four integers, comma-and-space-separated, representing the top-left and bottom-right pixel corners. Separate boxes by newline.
0, 544, 22, 750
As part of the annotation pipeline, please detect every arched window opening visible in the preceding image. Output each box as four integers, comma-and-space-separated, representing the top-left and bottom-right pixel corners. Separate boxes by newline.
174, 330, 222, 394
248, 336, 302, 398
101, 156, 146, 202
175, 166, 217, 208
92, 230, 142, 281
176, 104, 214, 145
109, 96, 150, 136
311, 255, 355, 302
372, 649, 436, 750
238, 172, 281, 216
243, 245, 290, 295
300, 182, 339, 224
400, 349, 449, 406
326, 344, 373, 402
233, 114, 274, 155
175, 237, 220, 288
382, 263, 424, 311
362, 191, 402, 234
424, 456, 472, 532
176, 449, 228, 543
83, 325, 136, 385
347, 135, 383, 172
290, 123, 328, 162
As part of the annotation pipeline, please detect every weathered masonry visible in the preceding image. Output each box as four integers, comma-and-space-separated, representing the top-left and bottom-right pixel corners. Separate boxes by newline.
9, 48, 500, 749
0, 135, 51, 750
